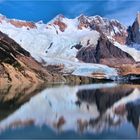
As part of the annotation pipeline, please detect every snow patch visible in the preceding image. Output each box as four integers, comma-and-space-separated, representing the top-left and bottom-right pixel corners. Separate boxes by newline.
114, 41, 140, 62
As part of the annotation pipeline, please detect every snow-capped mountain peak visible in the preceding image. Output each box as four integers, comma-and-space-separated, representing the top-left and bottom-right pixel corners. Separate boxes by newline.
0, 13, 127, 40
0, 13, 140, 79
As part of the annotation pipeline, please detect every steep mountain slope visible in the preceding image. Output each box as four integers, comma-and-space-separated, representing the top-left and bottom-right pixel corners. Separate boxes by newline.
76, 35, 135, 66
0, 13, 139, 80
0, 30, 61, 88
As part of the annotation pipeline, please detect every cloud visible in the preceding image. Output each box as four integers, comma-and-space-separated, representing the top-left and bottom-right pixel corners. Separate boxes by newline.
105, 1, 140, 25
62, 2, 93, 18
68, 3, 92, 16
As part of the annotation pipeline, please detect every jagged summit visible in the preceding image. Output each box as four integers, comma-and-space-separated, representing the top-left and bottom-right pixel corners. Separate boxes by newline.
44, 13, 127, 45
136, 11, 140, 27
127, 11, 140, 44
47, 14, 65, 23
0, 13, 126, 38
55, 14, 65, 19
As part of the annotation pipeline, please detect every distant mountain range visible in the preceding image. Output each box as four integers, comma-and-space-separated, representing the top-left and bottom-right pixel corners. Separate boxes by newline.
0, 12, 140, 86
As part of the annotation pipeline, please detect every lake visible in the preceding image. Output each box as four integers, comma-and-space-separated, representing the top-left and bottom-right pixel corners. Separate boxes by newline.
0, 82, 139, 139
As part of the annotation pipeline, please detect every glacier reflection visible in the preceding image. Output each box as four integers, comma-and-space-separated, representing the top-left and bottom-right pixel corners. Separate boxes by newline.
0, 83, 140, 138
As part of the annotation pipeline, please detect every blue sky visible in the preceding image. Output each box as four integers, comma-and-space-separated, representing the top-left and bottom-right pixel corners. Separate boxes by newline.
0, 0, 139, 25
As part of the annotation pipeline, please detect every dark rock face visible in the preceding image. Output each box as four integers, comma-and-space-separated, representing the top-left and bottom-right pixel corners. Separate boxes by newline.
0, 31, 30, 65
127, 12, 140, 44
76, 36, 135, 66
76, 46, 97, 63
71, 44, 83, 50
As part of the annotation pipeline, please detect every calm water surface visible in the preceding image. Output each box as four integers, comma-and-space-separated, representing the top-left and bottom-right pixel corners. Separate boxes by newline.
0, 83, 140, 139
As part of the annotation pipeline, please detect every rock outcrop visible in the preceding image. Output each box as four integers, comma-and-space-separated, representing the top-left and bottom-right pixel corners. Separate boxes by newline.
0, 14, 36, 29
47, 14, 67, 32
9, 20, 36, 29
127, 12, 140, 44
53, 20, 67, 32
76, 35, 135, 67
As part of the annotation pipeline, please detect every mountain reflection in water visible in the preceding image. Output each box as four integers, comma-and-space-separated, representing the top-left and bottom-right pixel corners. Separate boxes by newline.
0, 83, 140, 139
